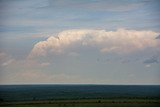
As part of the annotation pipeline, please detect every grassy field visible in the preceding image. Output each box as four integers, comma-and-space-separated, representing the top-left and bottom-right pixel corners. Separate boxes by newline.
1, 99, 160, 107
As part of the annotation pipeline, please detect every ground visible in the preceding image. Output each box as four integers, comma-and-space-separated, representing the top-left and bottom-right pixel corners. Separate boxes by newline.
1, 99, 160, 107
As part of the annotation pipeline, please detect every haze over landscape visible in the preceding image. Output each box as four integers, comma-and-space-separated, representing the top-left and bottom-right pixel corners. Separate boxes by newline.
0, 0, 160, 85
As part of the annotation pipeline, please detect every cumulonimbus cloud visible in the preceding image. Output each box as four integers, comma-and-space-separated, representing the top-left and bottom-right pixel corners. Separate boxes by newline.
29, 29, 159, 58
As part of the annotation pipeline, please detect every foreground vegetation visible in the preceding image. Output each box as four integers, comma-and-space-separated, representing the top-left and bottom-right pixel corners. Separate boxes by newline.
1, 99, 160, 107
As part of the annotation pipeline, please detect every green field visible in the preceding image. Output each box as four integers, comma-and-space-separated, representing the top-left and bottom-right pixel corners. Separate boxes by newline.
1, 99, 160, 107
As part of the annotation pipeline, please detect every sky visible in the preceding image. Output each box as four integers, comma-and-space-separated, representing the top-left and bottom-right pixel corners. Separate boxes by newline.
0, 0, 160, 85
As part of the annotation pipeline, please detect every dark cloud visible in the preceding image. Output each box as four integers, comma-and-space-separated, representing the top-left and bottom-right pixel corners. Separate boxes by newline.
143, 56, 159, 64
155, 35, 160, 39
121, 59, 130, 63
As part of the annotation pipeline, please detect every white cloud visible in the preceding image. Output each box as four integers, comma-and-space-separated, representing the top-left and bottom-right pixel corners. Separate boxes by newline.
0, 52, 15, 67
68, 52, 79, 57
0, 52, 9, 61
29, 29, 159, 59
1, 59, 15, 67
40, 62, 51, 67
145, 64, 151, 68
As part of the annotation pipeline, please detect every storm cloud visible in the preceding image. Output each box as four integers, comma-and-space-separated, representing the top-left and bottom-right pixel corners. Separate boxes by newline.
29, 29, 159, 58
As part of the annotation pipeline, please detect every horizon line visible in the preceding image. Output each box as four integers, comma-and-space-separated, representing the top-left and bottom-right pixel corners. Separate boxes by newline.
0, 83, 160, 86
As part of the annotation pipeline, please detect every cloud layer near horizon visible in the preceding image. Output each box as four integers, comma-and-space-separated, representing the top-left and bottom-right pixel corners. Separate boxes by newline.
29, 29, 159, 58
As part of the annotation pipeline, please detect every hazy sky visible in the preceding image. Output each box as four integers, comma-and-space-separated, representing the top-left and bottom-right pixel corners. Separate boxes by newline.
0, 0, 160, 85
